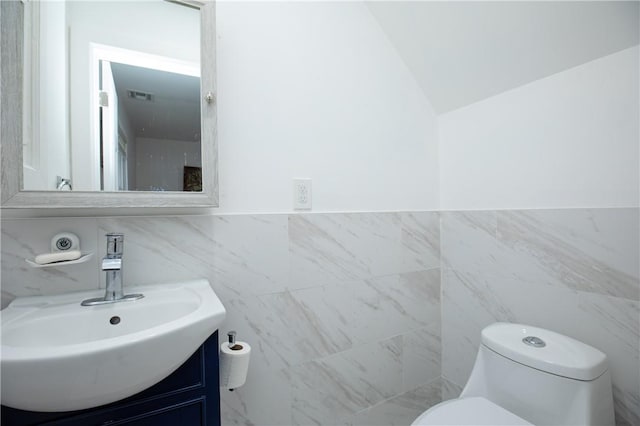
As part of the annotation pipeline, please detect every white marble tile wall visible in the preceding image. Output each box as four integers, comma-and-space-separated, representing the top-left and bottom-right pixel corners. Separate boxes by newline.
1, 217, 100, 302
0, 211, 442, 426
4, 208, 636, 425
440, 208, 640, 426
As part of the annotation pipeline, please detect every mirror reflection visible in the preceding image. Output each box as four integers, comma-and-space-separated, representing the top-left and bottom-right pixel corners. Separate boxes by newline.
22, 0, 202, 192
100, 60, 201, 191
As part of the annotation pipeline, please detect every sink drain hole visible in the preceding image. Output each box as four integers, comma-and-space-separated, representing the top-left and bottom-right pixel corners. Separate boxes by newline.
110, 316, 121, 325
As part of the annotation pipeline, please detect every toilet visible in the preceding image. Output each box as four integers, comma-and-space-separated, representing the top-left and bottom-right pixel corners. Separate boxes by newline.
413, 323, 615, 425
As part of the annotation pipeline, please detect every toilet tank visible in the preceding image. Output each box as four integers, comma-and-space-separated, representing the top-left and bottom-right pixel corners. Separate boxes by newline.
460, 323, 615, 426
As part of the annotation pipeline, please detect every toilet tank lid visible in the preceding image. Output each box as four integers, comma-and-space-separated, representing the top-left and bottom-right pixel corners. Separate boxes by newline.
481, 323, 608, 380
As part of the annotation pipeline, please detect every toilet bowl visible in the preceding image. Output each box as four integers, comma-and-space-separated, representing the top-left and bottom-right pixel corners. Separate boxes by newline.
412, 323, 615, 426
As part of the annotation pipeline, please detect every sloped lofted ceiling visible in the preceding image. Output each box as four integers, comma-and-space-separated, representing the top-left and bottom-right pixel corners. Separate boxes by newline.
366, 1, 639, 114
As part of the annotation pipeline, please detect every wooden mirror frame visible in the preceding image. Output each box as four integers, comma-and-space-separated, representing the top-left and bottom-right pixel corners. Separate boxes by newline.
0, 0, 218, 208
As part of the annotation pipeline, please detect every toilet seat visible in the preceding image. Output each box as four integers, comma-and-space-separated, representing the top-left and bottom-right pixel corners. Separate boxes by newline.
411, 397, 533, 425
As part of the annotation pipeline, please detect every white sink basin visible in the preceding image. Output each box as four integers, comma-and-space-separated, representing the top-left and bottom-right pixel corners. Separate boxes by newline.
1, 279, 225, 412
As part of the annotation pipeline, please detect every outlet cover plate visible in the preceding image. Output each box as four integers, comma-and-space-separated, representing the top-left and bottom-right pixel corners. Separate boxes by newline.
293, 179, 312, 210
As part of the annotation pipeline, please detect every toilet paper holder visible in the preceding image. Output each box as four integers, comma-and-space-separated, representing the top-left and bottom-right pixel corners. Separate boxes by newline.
221, 330, 250, 391
227, 331, 243, 350
227, 330, 240, 391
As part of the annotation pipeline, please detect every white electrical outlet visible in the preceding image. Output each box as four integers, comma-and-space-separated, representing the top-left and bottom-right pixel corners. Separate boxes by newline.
293, 179, 312, 210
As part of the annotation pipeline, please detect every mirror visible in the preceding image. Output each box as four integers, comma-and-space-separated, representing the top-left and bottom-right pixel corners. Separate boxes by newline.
92, 56, 201, 192
0, 0, 218, 208
105, 61, 202, 192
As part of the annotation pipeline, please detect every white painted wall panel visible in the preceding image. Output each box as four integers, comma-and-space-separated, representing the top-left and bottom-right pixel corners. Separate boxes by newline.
439, 47, 639, 210
367, 1, 639, 113
215, 1, 438, 213
24, 1, 69, 190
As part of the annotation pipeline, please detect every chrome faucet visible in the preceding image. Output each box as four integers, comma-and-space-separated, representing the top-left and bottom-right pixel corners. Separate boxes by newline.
81, 233, 144, 306
103, 233, 124, 301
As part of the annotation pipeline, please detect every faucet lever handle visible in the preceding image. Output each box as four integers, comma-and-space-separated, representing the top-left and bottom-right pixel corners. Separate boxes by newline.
102, 258, 122, 271
105, 233, 124, 256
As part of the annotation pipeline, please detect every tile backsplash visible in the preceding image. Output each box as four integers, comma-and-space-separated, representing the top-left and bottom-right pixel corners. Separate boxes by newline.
1, 208, 637, 425
440, 208, 639, 426
1, 211, 442, 426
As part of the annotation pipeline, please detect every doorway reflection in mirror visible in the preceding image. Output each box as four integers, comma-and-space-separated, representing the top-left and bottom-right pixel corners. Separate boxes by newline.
22, 0, 202, 192
100, 60, 201, 192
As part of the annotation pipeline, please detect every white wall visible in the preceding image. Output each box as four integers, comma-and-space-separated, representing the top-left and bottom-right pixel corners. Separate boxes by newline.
366, 1, 640, 114
439, 46, 639, 210
41, 1, 70, 190
215, 1, 439, 213
22, 1, 70, 191
135, 137, 201, 192
66, 0, 199, 190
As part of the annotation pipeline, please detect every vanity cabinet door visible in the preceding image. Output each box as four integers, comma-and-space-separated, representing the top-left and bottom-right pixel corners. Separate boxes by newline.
102, 398, 206, 426
48, 397, 209, 426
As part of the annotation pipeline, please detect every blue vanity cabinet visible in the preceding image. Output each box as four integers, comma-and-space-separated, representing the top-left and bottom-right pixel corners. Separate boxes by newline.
1, 332, 220, 426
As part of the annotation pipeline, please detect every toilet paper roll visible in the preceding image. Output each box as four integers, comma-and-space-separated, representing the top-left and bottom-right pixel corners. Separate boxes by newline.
219, 341, 251, 389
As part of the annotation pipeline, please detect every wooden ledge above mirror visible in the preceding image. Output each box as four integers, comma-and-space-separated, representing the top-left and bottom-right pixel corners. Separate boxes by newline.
0, 0, 218, 208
